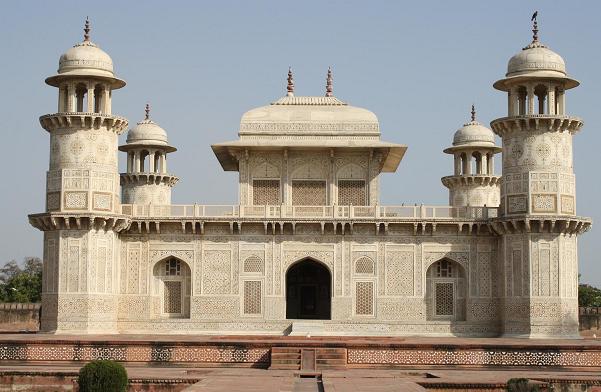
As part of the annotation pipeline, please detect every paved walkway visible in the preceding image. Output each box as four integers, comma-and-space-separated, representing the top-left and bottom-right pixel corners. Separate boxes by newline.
3, 365, 599, 392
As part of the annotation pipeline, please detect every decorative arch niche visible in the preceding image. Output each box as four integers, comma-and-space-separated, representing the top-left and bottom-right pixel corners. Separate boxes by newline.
151, 257, 191, 319
425, 258, 466, 321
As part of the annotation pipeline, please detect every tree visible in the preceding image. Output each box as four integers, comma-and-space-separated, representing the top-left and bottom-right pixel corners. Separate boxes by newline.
579, 283, 601, 307
0, 260, 21, 284
0, 257, 43, 303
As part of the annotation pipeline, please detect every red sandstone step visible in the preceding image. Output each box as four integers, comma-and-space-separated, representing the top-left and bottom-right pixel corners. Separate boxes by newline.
269, 364, 301, 370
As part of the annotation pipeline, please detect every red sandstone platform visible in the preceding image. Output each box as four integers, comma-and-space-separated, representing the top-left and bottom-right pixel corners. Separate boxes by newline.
0, 334, 600, 391
0, 334, 599, 371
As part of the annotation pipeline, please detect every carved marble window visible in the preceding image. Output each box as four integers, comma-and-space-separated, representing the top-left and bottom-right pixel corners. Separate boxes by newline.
243, 256, 264, 274
292, 180, 327, 206
165, 259, 181, 276
163, 281, 182, 314
355, 257, 374, 275
355, 281, 374, 316
338, 180, 366, 206
253, 179, 280, 205
243, 280, 262, 315
434, 282, 454, 316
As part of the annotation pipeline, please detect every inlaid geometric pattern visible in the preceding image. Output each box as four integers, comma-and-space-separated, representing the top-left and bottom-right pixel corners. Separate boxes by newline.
292, 180, 326, 206
164, 281, 182, 314
347, 348, 601, 367
338, 180, 366, 206
435, 282, 454, 316
253, 179, 280, 205
356, 281, 374, 316
243, 280, 261, 315
0, 343, 270, 364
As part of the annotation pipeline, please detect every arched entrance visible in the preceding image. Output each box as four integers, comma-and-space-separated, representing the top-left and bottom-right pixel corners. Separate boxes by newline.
286, 259, 331, 320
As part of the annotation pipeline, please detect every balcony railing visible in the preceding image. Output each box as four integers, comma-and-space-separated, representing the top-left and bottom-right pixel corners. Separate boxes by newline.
120, 204, 498, 220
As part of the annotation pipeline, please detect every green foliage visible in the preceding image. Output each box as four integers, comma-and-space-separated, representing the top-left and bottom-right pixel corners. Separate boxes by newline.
579, 283, 601, 307
78, 360, 128, 392
506, 378, 540, 392
0, 258, 42, 303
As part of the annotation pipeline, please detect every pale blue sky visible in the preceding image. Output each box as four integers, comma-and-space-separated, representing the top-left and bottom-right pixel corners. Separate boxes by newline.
1, 1, 599, 285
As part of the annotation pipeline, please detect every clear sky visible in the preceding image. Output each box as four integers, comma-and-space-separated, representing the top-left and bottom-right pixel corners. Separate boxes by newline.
1, 1, 599, 286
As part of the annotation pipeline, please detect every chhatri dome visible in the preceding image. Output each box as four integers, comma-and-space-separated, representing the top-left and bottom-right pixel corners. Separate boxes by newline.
45, 18, 125, 89
494, 14, 578, 90
449, 105, 497, 150
123, 104, 176, 152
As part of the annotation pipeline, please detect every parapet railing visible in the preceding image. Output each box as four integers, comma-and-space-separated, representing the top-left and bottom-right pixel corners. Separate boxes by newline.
121, 204, 498, 220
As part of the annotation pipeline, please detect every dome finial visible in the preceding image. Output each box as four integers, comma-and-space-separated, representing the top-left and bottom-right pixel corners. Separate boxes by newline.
287, 67, 294, 97
471, 104, 476, 122
83, 16, 91, 42
325, 66, 333, 97
531, 11, 538, 42
145, 103, 150, 120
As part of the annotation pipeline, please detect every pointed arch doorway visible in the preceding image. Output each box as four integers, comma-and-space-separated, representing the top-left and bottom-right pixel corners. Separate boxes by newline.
286, 259, 331, 320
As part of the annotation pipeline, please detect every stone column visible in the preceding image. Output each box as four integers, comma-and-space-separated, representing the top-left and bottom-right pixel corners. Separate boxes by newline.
454, 154, 461, 175
87, 84, 95, 113
58, 86, 66, 113
283, 150, 289, 205
488, 154, 494, 175
481, 153, 488, 175
329, 149, 335, 206
133, 151, 140, 173
126, 152, 132, 172
547, 84, 556, 115
558, 90, 565, 115
68, 82, 76, 112
102, 86, 110, 115
465, 151, 472, 175
527, 84, 535, 115
149, 151, 156, 173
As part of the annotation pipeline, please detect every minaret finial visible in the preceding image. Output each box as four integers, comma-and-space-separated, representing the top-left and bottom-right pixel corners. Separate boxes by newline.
531, 11, 538, 42
83, 16, 91, 42
145, 103, 150, 120
287, 67, 294, 97
325, 66, 333, 97
471, 104, 476, 122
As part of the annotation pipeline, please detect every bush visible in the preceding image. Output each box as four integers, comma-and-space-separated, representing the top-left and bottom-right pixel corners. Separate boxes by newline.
506, 378, 540, 392
78, 360, 128, 392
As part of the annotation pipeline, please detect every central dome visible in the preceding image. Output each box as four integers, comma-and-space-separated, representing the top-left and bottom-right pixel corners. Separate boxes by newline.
239, 96, 379, 135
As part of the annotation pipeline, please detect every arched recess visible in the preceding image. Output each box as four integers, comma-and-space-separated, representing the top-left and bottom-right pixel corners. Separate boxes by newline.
285, 258, 331, 320
152, 257, 191, 318
425, 258, 466, 321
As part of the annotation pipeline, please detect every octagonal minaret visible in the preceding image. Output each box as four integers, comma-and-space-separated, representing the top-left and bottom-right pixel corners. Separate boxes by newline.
28, 19, 130, 333
442, 105, 501, 207
490, 14, 591, 338
119, 104, 178, 206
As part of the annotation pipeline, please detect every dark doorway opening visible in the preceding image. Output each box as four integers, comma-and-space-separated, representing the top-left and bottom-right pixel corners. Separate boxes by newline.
286, 259, 331, 320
